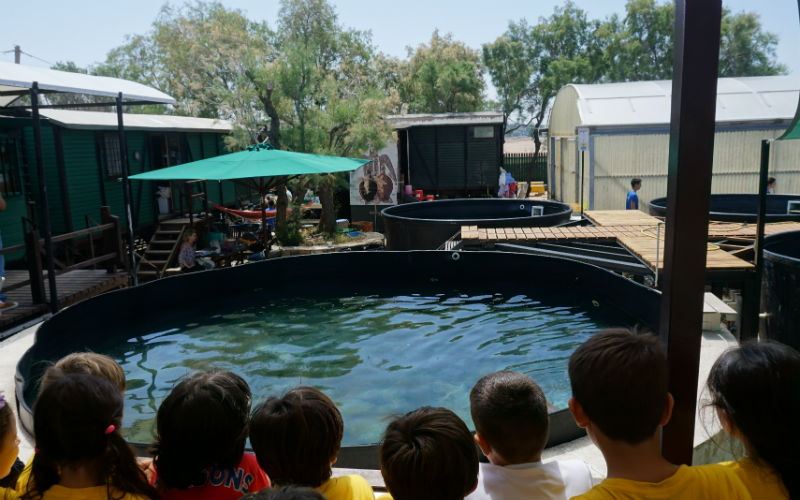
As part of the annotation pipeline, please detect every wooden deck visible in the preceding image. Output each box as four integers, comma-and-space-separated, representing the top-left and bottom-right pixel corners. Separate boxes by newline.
0, 269, 128, 333
461, 210, 800, 272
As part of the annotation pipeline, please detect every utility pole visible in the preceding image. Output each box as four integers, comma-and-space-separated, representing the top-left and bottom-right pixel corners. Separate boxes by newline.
14, 45, 20, 64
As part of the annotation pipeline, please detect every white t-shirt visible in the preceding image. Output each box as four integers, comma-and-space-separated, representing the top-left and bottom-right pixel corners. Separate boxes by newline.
466, 459, 594, 500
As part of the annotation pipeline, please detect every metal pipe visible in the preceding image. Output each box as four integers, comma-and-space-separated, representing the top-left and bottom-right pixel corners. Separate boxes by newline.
655, 221, 665, 288
30, 83, 59, 313
116, 93, 138, 286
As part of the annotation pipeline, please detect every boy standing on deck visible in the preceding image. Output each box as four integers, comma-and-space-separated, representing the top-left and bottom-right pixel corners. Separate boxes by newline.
467, 371, 593, 500
626, 178, 641, 210
568, 329, 752, 500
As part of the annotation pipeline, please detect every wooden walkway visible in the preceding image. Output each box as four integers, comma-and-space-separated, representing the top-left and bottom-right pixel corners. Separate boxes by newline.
461, 210, 800, 272
0, 269, 128, 333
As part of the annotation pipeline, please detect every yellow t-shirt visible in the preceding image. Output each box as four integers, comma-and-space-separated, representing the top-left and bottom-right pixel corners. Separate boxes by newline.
570, 464, 752, 500
0, 486, 18, 500
720, 458, 788, 500
317, 475, 374, 500
32, 484, 150, 500
13, 456, 32, 492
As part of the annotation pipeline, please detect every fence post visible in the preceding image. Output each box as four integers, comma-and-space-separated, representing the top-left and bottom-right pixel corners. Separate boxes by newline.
101, 206, 125, 273
25, 226, 45, 304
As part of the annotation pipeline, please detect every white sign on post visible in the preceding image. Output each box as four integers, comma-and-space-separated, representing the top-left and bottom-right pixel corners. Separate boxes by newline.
577, 127, 590, 151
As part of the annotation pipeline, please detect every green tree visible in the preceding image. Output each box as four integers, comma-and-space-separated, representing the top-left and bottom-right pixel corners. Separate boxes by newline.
719, 10, 787, 77
484, 2, 604, 157
398, 30, 485, 113
602, 0, 674, 81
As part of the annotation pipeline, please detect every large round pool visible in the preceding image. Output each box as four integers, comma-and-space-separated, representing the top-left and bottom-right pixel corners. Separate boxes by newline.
17, 251, 660, 467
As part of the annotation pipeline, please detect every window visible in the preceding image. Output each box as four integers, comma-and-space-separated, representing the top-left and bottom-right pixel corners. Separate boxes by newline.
0, 140, 23, 197
103, 133, 123, 177
468, 126, 495, 140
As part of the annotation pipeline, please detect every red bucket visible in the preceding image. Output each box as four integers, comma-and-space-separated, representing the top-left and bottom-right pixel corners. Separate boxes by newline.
415, 190, 424, 200
425, 195, 435, 201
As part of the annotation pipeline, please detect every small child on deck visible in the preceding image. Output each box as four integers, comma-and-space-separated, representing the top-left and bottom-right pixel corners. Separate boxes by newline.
467, 371, 592, 499
567, 328, 751, 500
249, 387, 373, 500
151, 370, 269, 499
17, 374, 158, 500
708, 340, 798, 500
379, 406, 478, 500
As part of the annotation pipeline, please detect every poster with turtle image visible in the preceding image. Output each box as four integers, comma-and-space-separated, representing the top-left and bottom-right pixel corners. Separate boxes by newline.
350, 151, 399, 206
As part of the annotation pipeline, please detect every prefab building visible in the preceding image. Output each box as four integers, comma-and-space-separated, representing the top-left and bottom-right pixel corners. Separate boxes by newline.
387, 112, 505, 198
0, 110, 232, 255
547, 76, 800, 211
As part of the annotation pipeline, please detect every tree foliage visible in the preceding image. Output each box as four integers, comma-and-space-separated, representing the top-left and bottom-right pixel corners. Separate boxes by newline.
485, 0, 786, 156
396, 30, 485, 113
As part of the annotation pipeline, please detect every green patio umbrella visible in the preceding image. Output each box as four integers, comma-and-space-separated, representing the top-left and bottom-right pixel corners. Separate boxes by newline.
130, 143, 371, 239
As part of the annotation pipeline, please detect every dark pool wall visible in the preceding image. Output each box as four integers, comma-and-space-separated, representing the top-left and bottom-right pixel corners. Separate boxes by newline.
17, 250, 659, 468
762, 231, 800, 351
649, 194, 800, 223
382, 199, 573, 250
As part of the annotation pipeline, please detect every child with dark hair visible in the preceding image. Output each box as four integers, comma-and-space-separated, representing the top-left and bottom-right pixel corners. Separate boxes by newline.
249, 387, 372, 500
708, 340, 799, 500
626, 178, 641, 210
379, 406, 478, 500
568, 328, 751, 500
0, 392, 21, 500
18, 374, 158, 500
17, 351, 130, 492
467, 371, 592, 499
151, 370, 269, 499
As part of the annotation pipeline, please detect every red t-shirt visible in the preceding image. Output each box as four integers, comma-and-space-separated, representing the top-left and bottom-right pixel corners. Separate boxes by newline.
153, 453, 270, 500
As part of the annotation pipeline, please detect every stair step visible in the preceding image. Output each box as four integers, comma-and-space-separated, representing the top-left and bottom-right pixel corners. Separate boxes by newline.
156, 230, 182, 235
147, 260, 168, 266
138, 270, 159, 276
146, 250, 173, 255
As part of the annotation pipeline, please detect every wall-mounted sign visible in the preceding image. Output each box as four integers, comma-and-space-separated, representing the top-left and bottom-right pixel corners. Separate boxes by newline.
577, 127, 590, 151
350, 151, 399, 206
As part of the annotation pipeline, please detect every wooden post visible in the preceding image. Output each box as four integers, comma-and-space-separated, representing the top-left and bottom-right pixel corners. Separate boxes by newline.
86, 215, 97, 270
186, 183, 194, 227
25, 226, 45, 304
660, 0, 723, 465
101, 206, 124, 273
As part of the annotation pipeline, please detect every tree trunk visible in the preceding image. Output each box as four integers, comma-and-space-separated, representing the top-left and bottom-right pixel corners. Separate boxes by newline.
317, 177, 336, 234
276, 183, 288, 227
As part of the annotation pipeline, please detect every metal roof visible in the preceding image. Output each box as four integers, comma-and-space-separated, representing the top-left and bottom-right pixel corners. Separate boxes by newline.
386, 111, 504, 129
0, 60, 175, 107
565, 76, 800, 127
39, 109, 232, 133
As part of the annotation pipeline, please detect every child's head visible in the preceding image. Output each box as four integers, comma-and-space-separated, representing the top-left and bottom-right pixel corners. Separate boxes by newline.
249, 386, 342, 488
631, 178, 642, 190
0, 392, 20, 480
28, 373, 156, 498
708, 340, 799, 499
568, 328, 670, 445
379, 406, 478, 500
470, 371, 549, 464
153, 370, 251, 491
40, 352, 126, 393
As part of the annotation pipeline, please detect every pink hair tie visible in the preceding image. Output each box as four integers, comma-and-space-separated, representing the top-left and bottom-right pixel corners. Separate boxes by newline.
104, 424, 116, 435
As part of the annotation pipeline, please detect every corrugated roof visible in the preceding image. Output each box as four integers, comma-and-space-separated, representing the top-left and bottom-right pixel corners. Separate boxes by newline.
0, 60, 174, 107
387, 111, 504, 129
39, 109, 232, 133
566, 76, 800, 127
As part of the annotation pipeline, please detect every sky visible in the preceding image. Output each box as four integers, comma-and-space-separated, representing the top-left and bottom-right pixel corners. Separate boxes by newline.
3, 0, 799, 75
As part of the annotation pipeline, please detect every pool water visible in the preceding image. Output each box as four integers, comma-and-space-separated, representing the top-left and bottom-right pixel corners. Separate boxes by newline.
100, 290, 627, 446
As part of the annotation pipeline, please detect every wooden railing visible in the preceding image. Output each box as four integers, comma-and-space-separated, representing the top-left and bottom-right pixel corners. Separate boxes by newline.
0, 206, 124, 305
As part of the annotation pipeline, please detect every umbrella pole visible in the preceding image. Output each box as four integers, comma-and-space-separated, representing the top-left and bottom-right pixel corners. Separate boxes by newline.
260, 179, 268, 256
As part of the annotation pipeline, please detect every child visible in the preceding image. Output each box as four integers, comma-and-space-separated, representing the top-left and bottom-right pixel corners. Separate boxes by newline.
379, 406, 478, 500
467, 371, 592, 499
18, 374, 157, 500
0, 393, 21, 500
17, 351, 128, 492
567, 328, 751, 500
626, 178, 641, 210
708, 340, 798, 500
249, 387, 372, 500
151, 370, 269, 499
39, 351, 126, 393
